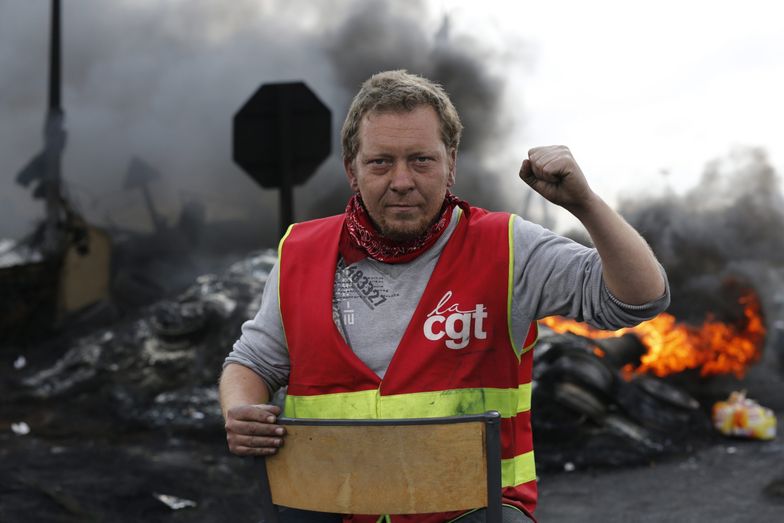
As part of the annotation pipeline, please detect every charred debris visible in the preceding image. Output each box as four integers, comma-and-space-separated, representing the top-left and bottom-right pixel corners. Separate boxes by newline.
0, 251, 279, 521
4, 250, 778, 469
2, 5, 783, 520
532, 332, 712, 472
0, 1, 268, 344
2, 249, 781, 521
2, 250, 277, 437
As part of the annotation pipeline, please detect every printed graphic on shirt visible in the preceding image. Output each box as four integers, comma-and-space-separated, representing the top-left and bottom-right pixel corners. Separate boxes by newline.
424, 291, 488, 350
333, 259, 397, 311
340, 300, 355, 326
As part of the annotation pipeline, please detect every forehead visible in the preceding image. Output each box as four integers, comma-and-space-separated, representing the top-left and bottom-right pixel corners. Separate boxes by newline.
357, 106, 444, 153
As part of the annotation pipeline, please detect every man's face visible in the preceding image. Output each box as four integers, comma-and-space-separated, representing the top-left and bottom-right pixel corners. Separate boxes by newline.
344, 105, 456, 242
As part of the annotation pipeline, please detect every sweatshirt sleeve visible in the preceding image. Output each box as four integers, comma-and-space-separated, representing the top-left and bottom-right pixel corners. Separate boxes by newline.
509, 216, 670, 347
223, 261, 290, 394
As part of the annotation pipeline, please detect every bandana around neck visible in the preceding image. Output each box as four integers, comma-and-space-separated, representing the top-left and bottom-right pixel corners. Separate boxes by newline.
338, 192, 470, 266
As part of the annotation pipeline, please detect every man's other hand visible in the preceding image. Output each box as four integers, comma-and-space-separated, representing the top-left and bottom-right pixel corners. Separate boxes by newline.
224, 403, 286, 456
519, 145, 595, 212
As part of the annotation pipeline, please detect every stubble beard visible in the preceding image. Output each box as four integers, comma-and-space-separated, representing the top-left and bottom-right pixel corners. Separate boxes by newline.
374, 211, 439, 243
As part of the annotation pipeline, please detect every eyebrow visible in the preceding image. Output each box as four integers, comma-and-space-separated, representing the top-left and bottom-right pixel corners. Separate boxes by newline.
361, 148, 441, 157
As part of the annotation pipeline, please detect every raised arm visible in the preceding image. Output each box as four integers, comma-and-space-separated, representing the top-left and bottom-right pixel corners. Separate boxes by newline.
520, 145, 666, 305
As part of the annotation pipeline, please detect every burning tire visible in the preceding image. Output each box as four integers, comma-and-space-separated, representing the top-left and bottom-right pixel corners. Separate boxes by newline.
633, 375, 700, 411
554, 381, 607, 420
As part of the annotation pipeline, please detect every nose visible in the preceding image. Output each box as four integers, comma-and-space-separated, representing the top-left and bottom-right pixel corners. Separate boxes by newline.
389, 162, 415, 193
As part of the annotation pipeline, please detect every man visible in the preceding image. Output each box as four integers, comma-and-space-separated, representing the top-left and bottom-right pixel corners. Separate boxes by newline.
221, 70, 669, 522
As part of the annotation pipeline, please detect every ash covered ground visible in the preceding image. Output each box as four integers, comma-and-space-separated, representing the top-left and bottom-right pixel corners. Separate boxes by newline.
532, 323, 784, 522
535, 359, 784, 522
1, 251, 278, 522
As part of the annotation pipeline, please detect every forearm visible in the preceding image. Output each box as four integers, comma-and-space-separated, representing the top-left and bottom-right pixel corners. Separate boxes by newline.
568, 193, 666, 305
219, 363, 271, 419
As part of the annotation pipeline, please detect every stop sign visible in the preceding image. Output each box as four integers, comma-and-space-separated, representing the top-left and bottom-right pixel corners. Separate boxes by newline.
233, 82, 331, 188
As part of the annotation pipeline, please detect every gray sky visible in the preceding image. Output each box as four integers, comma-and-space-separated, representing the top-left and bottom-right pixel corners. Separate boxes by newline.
459, 0, 784, 228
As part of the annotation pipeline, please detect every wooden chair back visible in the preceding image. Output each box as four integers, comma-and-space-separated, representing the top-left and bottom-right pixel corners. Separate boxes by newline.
258, 411, 502, 523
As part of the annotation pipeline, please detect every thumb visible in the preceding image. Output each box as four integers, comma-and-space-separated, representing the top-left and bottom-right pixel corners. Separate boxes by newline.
256, 404, 282, 417
519, 159, 537, 188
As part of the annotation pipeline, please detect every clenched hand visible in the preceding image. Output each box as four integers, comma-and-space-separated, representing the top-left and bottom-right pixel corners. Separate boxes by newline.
519, 145, 595, 211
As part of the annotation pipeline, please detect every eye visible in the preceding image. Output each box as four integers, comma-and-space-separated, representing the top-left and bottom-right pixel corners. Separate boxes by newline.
414, 156, 432, 164
367, 158, 388, 166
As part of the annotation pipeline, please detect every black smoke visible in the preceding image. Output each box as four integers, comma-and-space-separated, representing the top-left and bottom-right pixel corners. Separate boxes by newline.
309, 0, 515, 217
0, 0, 516, 244
620, 147, 784, 326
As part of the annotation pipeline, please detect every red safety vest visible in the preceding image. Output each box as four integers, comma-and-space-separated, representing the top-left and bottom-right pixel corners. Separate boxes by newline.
279, 207, 538, 523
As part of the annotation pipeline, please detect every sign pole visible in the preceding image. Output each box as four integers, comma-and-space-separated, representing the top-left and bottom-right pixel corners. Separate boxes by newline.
277, 87, 294, 238
43, 0, 66, 255
233, 81, 331, 243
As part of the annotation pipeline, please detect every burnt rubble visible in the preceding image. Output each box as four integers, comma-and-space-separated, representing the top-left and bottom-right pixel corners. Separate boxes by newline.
0, 251, 276, 521
4, 250, 276, 434
532, 332, 714, 472
1, 248, 781, 521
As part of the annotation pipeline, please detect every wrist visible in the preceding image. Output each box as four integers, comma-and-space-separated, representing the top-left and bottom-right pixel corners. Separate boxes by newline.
564, 189, 603, 219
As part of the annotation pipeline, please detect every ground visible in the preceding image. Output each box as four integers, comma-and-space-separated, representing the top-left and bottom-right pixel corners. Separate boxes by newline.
2, 407, 781, 522
2, 254, 782, 522
536, 431, 784, 522
535, 357, 784, 523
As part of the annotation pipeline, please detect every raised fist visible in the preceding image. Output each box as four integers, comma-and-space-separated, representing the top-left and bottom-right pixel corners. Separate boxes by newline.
519, 145, 594, 210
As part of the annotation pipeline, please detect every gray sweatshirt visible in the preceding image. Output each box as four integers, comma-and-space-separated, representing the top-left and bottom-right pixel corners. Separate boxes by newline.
225, 211, 670, 393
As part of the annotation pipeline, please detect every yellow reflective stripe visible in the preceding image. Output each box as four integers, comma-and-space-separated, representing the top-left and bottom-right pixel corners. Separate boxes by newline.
501, 451, 536, 487
285, 389, 378, 419
277, 223, 296, 349
378, 386, 532, 418
521, 325, 539, 355
516, 383, 532, 412
285, 384, 532, 420
507, 214, 519, 359
277, 223, 295, 259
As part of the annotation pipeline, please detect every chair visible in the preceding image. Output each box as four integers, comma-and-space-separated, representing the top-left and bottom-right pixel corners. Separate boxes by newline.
257, 411, 503, 523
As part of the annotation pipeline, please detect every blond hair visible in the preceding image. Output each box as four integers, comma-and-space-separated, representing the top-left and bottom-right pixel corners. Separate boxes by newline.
341, 70, 463, 163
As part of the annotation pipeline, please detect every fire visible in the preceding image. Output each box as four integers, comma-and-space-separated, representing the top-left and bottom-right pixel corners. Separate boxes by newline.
541, 293, 766, 378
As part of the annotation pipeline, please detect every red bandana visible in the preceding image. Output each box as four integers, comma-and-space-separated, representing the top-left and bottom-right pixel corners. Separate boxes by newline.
338, 192, 470, 266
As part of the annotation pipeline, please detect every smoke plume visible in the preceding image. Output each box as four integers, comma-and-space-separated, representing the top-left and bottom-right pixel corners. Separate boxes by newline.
620, 147, 784, 326
0, 0, 515, 245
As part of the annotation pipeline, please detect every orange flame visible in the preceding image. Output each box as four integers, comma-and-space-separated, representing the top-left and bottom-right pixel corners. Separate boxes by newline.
541, 293, 766, 378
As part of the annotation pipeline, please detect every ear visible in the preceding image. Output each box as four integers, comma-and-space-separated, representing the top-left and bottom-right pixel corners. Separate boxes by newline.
447, 148, 457, 187
344, 158, 359, 192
